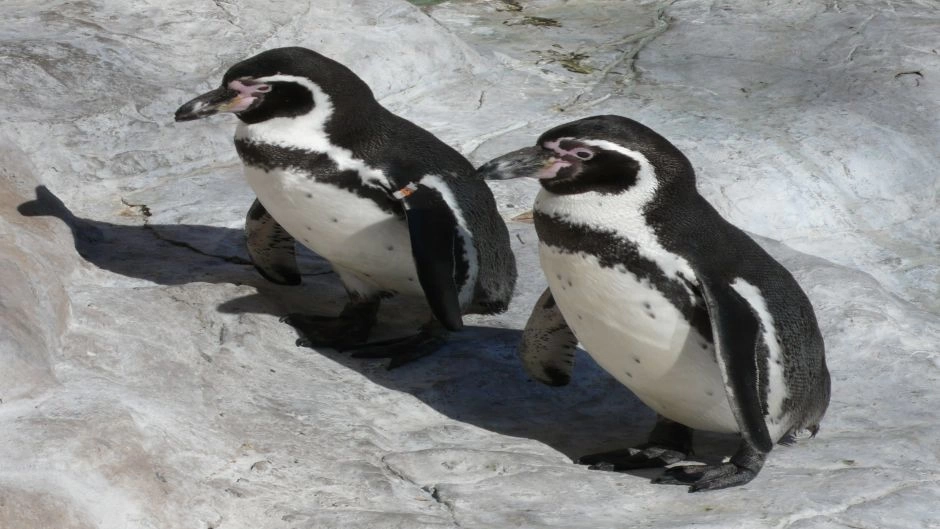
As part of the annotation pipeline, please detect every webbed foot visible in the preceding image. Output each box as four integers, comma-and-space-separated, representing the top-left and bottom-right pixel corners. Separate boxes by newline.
580, 444, 689, 470
580, 416, 693, 470
343, 321, 449, 369
281, 297, 380, 350
654, 440, 766, 492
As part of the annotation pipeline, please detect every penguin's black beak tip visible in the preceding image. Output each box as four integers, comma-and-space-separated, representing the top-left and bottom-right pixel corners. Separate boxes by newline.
173, 99, 216, 122
477, 159, 513, 181
173, 86, 247, 123
476, 146, 548, 181
173, 107, 200, 122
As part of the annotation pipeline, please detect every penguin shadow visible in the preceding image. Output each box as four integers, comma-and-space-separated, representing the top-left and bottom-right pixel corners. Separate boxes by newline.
16, 185, 332, 299
16, 185, 738, 471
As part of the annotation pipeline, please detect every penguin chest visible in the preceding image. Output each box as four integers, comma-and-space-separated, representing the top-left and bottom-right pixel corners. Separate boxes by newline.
244, 165, 423, 297
539, 243, 738, 434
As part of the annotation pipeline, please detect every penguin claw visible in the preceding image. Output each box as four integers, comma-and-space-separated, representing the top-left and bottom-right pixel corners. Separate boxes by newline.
280, 312, 371, 350
349, 334, 447, 370
654, 463, 757, 492
580, 445, 688, 470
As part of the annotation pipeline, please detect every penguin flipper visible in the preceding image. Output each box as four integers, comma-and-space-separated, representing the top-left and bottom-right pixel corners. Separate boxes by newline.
245, 199, 301, 286
697, 277, 773, 452
399, 186, 464, 332
520, 288, 577, 386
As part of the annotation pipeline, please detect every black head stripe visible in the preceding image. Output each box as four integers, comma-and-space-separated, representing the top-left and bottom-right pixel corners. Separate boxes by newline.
540, 149, 640, 195
537, 115, 695, 191
237, 81, 315, 124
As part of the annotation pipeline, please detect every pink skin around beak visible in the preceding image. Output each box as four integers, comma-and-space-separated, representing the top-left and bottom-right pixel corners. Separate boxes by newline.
175, 79, 272, 121
535, 158, 572, 179
222, 79, 270, 113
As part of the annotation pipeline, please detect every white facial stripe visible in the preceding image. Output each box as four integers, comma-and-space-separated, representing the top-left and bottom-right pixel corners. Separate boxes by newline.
533, 138, 698, 293
544, 137, 591, 159
234, 74, 388, 188
580, 138, 638, 157
730, 278, 788, 430
543, 138, 570, 156
418, 175, 478, 306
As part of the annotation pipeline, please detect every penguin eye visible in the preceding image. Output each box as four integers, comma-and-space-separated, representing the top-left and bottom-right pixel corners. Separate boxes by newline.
573, 148, 594, 160
254, 84, 272, 93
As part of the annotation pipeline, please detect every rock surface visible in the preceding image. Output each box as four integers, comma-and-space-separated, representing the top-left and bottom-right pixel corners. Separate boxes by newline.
1, 0, 938, 528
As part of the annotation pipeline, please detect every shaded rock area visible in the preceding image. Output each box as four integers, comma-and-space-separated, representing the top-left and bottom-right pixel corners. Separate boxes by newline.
2, 0, 938, 528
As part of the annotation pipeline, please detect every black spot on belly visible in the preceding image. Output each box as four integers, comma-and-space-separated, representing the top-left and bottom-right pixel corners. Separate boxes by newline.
625, 371, 633, 378
407, 277, 415, 282
331, 218, 339, 223
535, 210, 712, 340
306, 193, 313, 198
577, 314, 583, 320
647, 312, 656, 319
633, 357, 641, 364
643, 302, 652, 310
567, 279, 573, 287
387, 245, 394, 251
706, 390, 715, 397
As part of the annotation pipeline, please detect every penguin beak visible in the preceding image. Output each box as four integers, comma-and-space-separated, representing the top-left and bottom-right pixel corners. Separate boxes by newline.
477, 146, 571, 180
174, 84, 260, 122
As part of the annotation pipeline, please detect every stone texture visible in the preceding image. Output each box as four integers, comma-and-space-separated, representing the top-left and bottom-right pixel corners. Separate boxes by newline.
1, 1, 938, 528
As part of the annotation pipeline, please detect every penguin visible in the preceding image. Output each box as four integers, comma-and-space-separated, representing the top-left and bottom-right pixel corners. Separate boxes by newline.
175, 47, 516, 367
478, 115, 830, 491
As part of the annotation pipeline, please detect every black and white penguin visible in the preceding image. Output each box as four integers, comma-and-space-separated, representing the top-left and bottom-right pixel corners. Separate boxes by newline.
478, 115, 830, 491
175, 47, 516, 366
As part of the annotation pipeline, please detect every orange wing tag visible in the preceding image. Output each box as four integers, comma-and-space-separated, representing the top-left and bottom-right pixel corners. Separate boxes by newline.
392, 182, 419, 200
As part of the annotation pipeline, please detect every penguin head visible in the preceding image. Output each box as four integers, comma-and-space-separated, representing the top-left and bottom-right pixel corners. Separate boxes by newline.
478, 115, 694, 195
175, 47, 376, 125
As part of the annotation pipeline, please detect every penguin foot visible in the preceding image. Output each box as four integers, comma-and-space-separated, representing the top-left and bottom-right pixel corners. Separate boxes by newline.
654, 462, 757, 492
654, 440, 766, 492
343, 324, 448, 369
579, 444, 688, 470
280, 313, 371, 350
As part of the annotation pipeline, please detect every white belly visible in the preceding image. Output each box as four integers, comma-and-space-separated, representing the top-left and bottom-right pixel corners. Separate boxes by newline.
245, 165, 424, 298
540, 244, 738, 433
